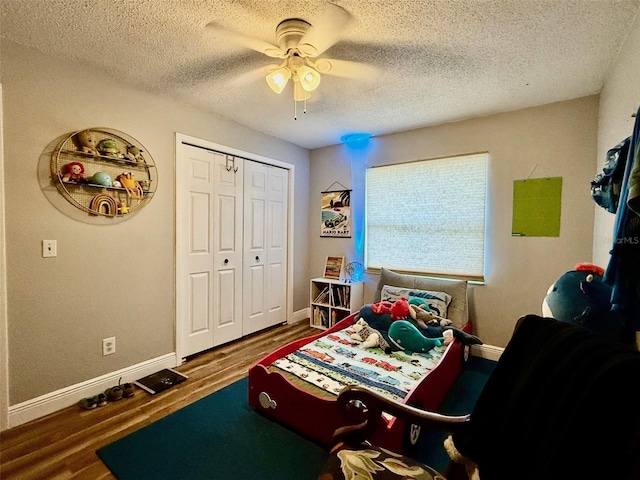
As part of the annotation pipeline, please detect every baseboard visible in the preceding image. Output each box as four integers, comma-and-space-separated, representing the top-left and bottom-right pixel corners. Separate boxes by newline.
470, 343, 504, 361
290, 307, 310, 324
7, 353, 177, 429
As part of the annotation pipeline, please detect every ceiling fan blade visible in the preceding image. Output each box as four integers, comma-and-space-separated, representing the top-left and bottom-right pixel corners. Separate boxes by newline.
314, 58, 381, 80
297, 4, 352, 57
206, 22, 285, 58
231, 64, 280, 86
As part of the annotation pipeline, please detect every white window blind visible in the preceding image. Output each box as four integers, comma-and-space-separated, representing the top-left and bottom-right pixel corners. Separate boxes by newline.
365, 152, 488, 281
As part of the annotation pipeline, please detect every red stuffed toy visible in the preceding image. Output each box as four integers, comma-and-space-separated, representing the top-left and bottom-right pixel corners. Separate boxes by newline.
371, 297, 411, 320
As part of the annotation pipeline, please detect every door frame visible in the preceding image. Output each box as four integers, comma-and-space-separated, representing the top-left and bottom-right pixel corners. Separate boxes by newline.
174, 133, 295, 362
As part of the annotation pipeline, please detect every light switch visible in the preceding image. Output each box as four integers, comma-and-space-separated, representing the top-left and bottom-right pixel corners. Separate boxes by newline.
42, 240, 57, 258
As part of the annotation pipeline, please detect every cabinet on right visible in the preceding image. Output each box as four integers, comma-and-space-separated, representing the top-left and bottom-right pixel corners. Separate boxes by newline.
310, 278, 363, 330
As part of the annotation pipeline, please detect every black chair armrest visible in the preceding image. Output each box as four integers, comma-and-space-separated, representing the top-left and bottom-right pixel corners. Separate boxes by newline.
332, 385, 470, 446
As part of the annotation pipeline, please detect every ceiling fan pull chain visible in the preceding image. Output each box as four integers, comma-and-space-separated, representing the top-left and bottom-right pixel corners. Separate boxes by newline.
294, 98, 298, 120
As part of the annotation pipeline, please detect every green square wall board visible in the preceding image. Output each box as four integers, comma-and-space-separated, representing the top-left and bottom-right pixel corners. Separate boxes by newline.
512, 177, 562, 237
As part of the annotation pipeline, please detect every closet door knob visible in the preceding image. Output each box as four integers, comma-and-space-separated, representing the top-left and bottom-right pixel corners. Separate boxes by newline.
224, 258, 229, 265
255, 256, 260, 262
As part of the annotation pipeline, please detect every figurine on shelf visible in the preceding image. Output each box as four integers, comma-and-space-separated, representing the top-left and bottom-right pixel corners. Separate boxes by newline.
89, 172, 113, 187
125, 145, 145, 164
60, 161, 86, 183
118, 201, 129, 215
116, 172, 144, 204
97, 138, 124, 159
73, 130, 99, 156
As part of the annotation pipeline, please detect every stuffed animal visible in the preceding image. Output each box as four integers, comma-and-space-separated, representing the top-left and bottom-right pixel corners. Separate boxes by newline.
97, 138, 123, 158
390, 297, 411, 320
74, 130, 99, 155
388, 320, 444, 354
542, 262, 630, 343
350, 319, 391, 350
371, 301, 393, 315
407, 297, 452, 326
60, 161, 85, 183
357, 302, 482, 344
126, 145, 145, 163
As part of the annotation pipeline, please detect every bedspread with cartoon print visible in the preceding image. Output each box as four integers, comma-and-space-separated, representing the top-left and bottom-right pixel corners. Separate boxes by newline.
271, 324, 446, 402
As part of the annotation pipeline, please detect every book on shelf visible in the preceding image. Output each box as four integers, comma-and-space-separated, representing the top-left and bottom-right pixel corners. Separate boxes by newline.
314, 286, 330, 304
320, 309, 328, 328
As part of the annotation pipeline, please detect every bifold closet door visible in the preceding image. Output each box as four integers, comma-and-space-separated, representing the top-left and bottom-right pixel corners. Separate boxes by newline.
242, 160, 288, 335
178, 144, 243, 357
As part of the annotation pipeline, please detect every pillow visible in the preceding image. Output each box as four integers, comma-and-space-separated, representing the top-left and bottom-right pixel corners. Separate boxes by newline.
374, 268, 469, 328
380, 285, 452, 319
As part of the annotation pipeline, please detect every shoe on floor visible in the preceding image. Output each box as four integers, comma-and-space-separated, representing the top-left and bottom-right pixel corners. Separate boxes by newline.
104, 386, 123, 401
78, 396, 98, 410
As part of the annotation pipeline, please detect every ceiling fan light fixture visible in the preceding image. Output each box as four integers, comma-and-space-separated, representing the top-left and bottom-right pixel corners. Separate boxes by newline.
293, 79, 311, 101
297, 65, 321, 92
266, 67, 291, 94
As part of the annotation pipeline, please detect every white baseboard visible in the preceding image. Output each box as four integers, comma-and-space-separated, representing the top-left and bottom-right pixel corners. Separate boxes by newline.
7, 353, 177, 429
290, 307, 310, 324
470, 343, 504, 361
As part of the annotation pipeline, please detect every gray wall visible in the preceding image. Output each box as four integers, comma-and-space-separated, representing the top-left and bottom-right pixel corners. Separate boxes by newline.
1, 40, 310, 404
309, 97, 599, 347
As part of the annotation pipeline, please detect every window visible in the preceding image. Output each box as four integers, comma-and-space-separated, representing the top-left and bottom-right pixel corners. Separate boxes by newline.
365, 152, 488, 282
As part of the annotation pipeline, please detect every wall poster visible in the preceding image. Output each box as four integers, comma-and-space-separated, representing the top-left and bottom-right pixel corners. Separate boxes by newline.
321, 188, 351, 238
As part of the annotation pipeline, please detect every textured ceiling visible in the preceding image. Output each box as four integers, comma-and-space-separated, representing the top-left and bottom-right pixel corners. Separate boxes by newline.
2, 0, 639, 149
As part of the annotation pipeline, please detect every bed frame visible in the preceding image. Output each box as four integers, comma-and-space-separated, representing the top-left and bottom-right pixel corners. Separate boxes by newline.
249, 270, 473, 452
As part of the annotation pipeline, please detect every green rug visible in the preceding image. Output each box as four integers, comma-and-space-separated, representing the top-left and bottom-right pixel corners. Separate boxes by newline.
97, 378, 328, 479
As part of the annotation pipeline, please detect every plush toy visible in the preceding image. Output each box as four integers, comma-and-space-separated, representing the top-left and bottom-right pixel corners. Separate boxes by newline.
371, 301, 393, 315
407, 298, 453, 328
390, 297, 411, 320
126, 145, 145, 163
388, 320, 444, 354
97, 138, 123, 158
356, 303, 482, 346
90, 171, 113, 187
60, 161, 85, 183
542, 262, 630, 343
74, 130, 99, 156
350, 319, 391, 350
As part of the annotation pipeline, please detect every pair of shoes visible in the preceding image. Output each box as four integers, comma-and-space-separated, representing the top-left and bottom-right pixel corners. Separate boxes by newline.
105, 377, 135, 401
78, 393, 108, 410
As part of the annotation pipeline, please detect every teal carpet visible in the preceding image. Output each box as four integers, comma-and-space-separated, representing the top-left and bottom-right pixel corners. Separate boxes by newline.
98, 358, 495, 479
97, 378, 328, 480
409, 356, 497, 472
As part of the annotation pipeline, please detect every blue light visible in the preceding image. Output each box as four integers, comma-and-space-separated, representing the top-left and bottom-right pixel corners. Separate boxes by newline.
340, 133, 372, 148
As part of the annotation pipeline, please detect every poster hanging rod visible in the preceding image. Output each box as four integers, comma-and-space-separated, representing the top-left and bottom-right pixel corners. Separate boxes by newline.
322, 181, 351, 193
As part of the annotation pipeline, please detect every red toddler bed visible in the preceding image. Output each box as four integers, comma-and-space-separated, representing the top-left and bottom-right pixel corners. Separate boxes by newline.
248, 269, 473, 452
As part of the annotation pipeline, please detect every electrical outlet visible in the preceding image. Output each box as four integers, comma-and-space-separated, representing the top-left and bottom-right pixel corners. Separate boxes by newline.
102, 337, 116, 356
42, 240, 57, 258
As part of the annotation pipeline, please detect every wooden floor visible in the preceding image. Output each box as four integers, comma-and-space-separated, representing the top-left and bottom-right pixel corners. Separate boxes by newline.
0, 321, 317, 480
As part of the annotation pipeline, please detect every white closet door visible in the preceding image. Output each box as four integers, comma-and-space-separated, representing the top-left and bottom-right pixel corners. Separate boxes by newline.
243, 161, 288, 335
177, 144, 243, 357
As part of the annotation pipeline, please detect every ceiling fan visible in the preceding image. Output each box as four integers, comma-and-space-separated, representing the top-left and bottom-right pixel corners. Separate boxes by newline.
207, 4, 379, 117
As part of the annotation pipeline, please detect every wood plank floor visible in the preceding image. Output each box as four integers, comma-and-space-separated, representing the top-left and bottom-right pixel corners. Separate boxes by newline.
0, 321, 317, 480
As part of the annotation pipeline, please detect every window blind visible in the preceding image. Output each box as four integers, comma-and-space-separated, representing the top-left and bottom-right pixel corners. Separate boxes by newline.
365, 152, 488, 281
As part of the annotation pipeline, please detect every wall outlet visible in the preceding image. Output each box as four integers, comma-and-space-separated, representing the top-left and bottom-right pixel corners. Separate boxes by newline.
102, 337, 116, 356
42, 240, 57, 258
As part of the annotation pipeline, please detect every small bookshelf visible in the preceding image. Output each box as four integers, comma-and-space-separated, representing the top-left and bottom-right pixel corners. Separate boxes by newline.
310, 277, 363, 330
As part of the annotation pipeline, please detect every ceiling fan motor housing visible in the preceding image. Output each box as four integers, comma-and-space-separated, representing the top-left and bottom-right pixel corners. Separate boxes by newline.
276, 18, 312, 54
